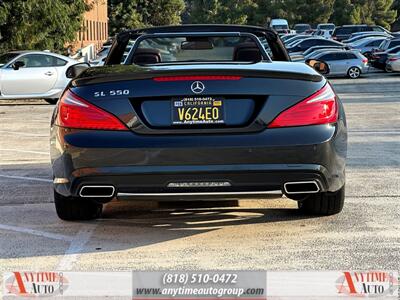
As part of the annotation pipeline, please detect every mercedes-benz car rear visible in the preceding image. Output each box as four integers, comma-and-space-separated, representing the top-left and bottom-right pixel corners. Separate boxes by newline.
50, 25, 347, 220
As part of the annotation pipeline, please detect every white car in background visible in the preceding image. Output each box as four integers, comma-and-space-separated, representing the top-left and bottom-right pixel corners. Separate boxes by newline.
0, 51, 78, 104
385, 53, 400, 72
314, 29, 333, 39
89, 45, 111, 66
269, 19, 290, 35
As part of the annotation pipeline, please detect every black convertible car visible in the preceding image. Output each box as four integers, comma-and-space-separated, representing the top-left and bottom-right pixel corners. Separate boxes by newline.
50, 25, 347, 220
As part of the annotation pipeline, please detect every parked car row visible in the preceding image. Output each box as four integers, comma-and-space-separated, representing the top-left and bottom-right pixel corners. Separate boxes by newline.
369, 46, 400, 71
281, 23, 400, 78
1, 24, 399, 105
268, 20, 336, 36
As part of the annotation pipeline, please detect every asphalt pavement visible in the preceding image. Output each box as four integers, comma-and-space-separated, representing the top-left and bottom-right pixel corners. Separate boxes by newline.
0, 73, 399, 280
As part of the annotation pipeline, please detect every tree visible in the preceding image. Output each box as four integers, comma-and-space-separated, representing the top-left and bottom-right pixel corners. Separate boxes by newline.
331, 0, 359, 25
187, 0, 257, 25
392, 0, 400, 30
351, 0, 396, 27
254, 0, 334, 26
331, 0, 396, 28
370, 0, 397, 28
0, 0, 90, 53
253, 0, 289, 26
108, 0, 185, 36
287, 0, 335, 25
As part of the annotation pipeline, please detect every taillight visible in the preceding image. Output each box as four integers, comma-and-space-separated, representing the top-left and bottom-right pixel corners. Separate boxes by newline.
362, 58, 368, 64
268, 84, 338, 128
389, 57, 398, 62
55, 90, 128, 130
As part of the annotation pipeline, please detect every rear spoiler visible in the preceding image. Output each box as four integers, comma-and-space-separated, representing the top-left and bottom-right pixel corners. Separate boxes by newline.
72, 66, 322, 87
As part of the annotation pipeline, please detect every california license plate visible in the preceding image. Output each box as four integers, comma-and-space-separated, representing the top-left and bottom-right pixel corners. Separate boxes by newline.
172, 97, 225, 125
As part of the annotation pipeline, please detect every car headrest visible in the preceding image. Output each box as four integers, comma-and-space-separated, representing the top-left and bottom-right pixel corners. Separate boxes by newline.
233, 42, 262, 62
132, 48, 161, 65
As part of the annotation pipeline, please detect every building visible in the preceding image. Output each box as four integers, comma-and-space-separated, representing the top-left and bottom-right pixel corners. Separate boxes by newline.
70, 0, 108, 61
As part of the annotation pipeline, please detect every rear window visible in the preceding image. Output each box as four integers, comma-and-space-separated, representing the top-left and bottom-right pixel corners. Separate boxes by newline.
319, 24, 334, 30
295, 25, 310, 31
272, 25, 288, 30
372, 26, 385, 32
389, 40, 400, 48
52, 57, 67, 66
335, 52, 349, 60
127, 35, 267, 64
334, 26, 364, 36
320, 53, 336, 61
367, 39, 385, 47
388, 46, 400, 53
346, 53, 358, 59
334, 28, 353, 35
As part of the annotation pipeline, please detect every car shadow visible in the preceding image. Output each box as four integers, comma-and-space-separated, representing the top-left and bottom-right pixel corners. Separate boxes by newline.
100, 199, 312, 229
0, 185, 319, 259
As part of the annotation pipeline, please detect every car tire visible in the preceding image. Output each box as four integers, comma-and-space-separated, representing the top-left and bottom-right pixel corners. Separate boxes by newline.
54, 190, 103, 221
45, 99, 58, 105
385, 65, 392, 73
347, 67, 361, 79
297, 185, 345, 216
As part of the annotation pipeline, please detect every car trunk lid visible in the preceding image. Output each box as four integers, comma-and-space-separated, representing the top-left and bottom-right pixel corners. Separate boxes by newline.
70, 62, 326, 134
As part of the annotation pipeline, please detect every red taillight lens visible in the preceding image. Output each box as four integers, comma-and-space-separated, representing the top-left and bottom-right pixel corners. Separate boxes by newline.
56, 90, 128, 130
268, 84, 338, 128
389, 57, 398, 62
362, 58, 368, 63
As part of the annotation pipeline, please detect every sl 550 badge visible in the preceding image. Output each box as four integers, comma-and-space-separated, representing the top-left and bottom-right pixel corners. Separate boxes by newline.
94, 89, 130, 97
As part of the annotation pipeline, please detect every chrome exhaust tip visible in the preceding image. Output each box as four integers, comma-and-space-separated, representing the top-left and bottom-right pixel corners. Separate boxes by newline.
283, 181, 320, 194
79, 185, 115, 199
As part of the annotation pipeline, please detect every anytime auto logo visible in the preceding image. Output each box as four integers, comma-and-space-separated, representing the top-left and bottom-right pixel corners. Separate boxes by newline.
191, 81, 205, 94
336, 271, 398, 297
4, 272, 69, 297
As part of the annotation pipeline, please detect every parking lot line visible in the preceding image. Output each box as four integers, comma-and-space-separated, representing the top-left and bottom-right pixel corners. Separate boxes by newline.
0, 174, 52, 183
0, 130, 47, 137
0, 148, 49, 155
0, 223, 73, 241
57, 224, 98, 271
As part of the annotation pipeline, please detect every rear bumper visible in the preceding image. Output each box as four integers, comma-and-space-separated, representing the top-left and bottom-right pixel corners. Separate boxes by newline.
50, 122, 347, 199
386, 63, 400, 72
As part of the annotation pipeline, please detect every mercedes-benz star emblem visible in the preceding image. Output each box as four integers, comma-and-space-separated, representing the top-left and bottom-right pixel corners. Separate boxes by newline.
191, 81, 205, 94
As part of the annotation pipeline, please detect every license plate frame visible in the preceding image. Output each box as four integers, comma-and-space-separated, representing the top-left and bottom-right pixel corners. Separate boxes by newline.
171, 96, 225, 126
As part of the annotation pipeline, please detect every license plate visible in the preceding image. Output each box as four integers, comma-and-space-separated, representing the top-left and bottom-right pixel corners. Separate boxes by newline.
172, 97, 224, 125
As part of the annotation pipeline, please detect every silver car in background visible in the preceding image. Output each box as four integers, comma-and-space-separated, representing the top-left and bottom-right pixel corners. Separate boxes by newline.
0, 51, 78, 104
342, 31, 392, 44
348, 36, 389, 55
385, 52, 400, 72
313, 50, 368, 78
291, 45, 348, 61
